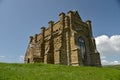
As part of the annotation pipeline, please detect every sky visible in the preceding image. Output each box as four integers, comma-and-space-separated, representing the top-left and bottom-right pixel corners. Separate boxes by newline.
0, 0, 120, 65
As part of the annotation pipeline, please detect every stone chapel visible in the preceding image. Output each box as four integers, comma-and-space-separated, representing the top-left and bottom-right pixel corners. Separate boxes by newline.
24, 10, 101, 66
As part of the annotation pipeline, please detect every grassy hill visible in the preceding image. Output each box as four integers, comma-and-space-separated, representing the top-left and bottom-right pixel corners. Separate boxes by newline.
0, 63, 120, 80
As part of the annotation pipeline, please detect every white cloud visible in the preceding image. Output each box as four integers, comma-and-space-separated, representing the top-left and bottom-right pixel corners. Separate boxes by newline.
101, 56, 106, 59
110, 61, 120, 65
0, 56, 5, 58
101, 59, 120, 65
101, 59, 109, 65
95, 35, 120, 54
19, 55, 24, 62
95, 35, 120, 65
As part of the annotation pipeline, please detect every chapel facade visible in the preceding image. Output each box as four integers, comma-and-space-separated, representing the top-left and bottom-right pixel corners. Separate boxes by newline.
24, 10, 101, 66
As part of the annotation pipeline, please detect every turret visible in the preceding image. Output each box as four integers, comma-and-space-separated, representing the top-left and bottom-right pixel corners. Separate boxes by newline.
48, 20, 54, 33
86, 20, 91, 27
34, 34, 38, 43
41, 27, 46, 34
67, 10, 73, 16
41, 27, 45, 36
67, 11, 74, 29
59, 12, 65, 29
29, 36, 33, 43
40, 27, 46, 61
41, 26, 46, 42
65, 16, 70, 28
86, 20, 93, 37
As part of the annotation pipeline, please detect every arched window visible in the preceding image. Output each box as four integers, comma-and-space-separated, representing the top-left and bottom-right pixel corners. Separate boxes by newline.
78, 37, 86, 59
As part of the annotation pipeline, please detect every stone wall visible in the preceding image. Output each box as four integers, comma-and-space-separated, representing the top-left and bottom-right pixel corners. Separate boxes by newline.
24, 10, 101, 67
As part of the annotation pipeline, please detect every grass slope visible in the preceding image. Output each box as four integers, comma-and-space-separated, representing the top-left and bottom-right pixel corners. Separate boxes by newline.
0, 63, 120, 80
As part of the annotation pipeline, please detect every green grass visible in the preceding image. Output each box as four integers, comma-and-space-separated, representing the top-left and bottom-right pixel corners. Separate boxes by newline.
0, 63, 120, 80
104, 65, 120, 70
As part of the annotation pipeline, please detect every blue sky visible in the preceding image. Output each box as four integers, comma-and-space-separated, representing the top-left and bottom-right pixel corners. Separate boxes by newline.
0, 0, 120, 65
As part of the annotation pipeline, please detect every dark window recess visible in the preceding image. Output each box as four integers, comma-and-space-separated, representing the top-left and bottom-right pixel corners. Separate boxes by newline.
78, 37, 86, 59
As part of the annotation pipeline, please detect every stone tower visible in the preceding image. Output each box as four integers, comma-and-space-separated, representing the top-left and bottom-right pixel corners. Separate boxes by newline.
24, 10, 101, 67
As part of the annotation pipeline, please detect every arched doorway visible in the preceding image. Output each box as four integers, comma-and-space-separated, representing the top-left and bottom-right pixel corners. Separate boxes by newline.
78, 37, 86, 64
27, 58, 30, 63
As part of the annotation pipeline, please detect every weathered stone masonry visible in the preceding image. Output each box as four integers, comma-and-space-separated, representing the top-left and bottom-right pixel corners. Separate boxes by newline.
24, 10, 101, 66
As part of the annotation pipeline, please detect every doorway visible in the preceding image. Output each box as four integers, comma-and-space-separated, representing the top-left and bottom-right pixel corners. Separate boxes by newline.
27, 58, 30, 63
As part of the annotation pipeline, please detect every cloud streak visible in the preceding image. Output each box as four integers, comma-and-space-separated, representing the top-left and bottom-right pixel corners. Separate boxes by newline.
0, 56, 5, 58
101, 59, 120, 65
